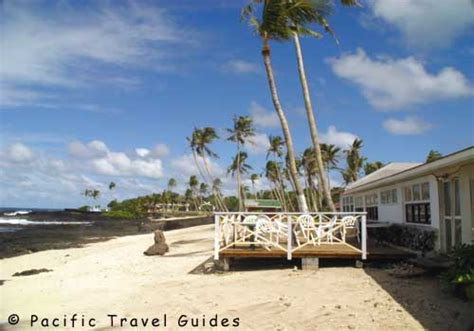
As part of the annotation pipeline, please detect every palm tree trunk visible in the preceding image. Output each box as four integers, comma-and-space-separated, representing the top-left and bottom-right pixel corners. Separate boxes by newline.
262, 38, 308, 213
236, 144, 243, 211
201, 155, 228, 212
292, 33, 335, 212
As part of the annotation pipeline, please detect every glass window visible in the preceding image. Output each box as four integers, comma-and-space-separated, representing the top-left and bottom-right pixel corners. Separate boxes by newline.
454, 179, 460, 216
455, 219, 462, 246
355, 196, 363, 207
413, 184, 421, 201
421, 182, 430, 200
392, 189, 398, 203
405, 187, 412, 202
444, 182, 451, 216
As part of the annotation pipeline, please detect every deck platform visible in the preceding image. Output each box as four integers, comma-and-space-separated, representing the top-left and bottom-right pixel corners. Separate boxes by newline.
220, 243, 415, 260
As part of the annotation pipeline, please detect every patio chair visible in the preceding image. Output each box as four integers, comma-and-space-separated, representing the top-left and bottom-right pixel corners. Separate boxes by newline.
315, 216, 338, 244
241, 215, 259, 241
295, 214, 317, 245
339, 215, 360, 243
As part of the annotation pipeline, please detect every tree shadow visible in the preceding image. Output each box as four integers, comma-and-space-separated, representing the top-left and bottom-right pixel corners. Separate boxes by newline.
364, 266, 474, 330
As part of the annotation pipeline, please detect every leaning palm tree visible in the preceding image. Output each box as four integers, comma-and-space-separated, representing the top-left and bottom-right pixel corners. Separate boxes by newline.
342, 138, 365, 185
191, 127, 227, 211
188, 175, 200, 210
227, 151, 252, 208
242, 1, 310, 212
227, 116, 255, 210
320, 143, 340, 189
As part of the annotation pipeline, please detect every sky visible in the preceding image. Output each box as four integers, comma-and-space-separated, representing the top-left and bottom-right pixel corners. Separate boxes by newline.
0, 0, 473, 208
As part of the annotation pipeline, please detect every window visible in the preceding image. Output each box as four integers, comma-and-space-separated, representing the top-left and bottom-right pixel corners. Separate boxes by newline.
405, 187, 412, 202
405, 203, 431, 224
366, 207, 378, 221
421, 182, 430, 200
354, 196, 363, 208
365, 193, 378, 206
381, 188, 398, 204
342, 196, 354, 212
404, 182, 431, 224
454, 179, 460, 216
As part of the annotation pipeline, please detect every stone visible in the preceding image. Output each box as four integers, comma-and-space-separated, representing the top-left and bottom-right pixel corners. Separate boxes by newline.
143, 230, 169, 256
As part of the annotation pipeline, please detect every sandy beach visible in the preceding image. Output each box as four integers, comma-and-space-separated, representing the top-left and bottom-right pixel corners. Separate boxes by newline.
1, 224, 473, 330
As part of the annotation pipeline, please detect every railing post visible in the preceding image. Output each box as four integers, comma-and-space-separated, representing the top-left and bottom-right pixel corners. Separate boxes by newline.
361, 214, 367, 260
287, 214, 292, 260
214, 214, 220, 260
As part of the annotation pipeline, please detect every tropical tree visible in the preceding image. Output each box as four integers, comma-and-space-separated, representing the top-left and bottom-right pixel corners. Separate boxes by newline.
188, 127, 227, 211
227, 116, 255, 210
188, 175, 200, 210
426, 150, 443, 163
282, 0, 359, 211
241, 1, 309, 212
342, 138, 365, 185
364, 161, 384, 175
199, 182, 209, 200
301, 147, 320, 211
227, 151, 252, 208
320, 143, 340, 189
167, 178, 177, 192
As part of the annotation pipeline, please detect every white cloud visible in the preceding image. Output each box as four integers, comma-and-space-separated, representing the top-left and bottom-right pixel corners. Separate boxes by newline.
249, 101, 280, 128
320, 126, 358, 148
0, 141, 166, 208
383, 116, 433, 135
150, 144, 170, 158
223, 59, 259, 74
367, 0, 474, 49
5, 143, 34, 162
245, 133, 270, 155
329, 48, 473, 110
0, 2, 190, 107
135, 148, 150, 158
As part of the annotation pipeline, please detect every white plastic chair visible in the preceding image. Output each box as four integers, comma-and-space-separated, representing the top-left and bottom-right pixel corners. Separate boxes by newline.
315, 216, 338, 244
339, 215, 360, 243
295, 214, 317, 245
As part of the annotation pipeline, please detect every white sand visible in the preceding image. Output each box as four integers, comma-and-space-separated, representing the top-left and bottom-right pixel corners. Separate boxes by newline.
1, 224, 472, 330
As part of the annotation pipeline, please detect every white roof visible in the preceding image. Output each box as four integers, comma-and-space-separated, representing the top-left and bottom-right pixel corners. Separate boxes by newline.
346, 163, 421, 191
344, 146, 474, 194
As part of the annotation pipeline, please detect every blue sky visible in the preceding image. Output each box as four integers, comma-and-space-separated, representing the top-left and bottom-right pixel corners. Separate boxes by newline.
1, 0, 473, 208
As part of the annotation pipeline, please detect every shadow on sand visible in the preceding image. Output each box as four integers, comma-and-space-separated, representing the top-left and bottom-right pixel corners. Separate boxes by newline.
363, 266, 474, 330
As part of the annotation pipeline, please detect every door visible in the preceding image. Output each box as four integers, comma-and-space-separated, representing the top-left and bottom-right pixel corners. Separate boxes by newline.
442, 179, 462, 252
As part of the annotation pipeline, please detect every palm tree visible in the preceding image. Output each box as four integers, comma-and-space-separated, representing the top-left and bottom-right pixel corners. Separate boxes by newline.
199, 182, 209, 201
242, 1, 309, 212
227, 116, 255, 210
364, 161, 384, 175
301, 147, 320, 211
188, 175, 200, 210
320, 143, 340, 189
227, 151, 252, 208
250, 173, 260, 198
342, 138, 365, 185
190, 127, 227, 211
167, 178, 177, 192
283, 0, 359, 211
264, 160, 287, 210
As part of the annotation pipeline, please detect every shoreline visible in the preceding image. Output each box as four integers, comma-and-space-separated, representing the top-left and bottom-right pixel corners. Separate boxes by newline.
0, 211, 212, 259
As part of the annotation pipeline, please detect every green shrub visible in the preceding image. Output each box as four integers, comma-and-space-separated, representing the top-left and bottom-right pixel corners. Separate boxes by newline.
102, 210, 137, 219
441, 244, 474, 301
371, 224, 437, 255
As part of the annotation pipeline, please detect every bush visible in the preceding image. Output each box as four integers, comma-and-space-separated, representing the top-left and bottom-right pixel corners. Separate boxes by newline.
371, 224, 437, 255
102, 210, 137, 219
441, 244, 474, 301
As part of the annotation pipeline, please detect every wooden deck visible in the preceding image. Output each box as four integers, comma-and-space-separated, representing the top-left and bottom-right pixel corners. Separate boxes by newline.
220, 242, 415, 260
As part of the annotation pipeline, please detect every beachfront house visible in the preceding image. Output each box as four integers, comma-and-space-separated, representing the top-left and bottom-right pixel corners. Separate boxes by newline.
341, 146, 474, 253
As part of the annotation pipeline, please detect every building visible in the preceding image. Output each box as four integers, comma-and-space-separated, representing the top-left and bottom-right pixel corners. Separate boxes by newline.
244, 199, 282, 213
341, 146, 474, 253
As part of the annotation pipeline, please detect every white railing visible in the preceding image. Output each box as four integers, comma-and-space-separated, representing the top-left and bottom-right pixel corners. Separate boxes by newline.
214, 212, 367, 261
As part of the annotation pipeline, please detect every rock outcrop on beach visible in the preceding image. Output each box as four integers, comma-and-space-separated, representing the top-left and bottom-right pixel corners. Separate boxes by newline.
143, 230, 169, 256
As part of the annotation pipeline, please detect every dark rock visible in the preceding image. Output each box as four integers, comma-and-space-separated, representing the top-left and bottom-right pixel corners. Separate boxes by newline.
144, 230, 169, 256
144, 243, 169, 256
